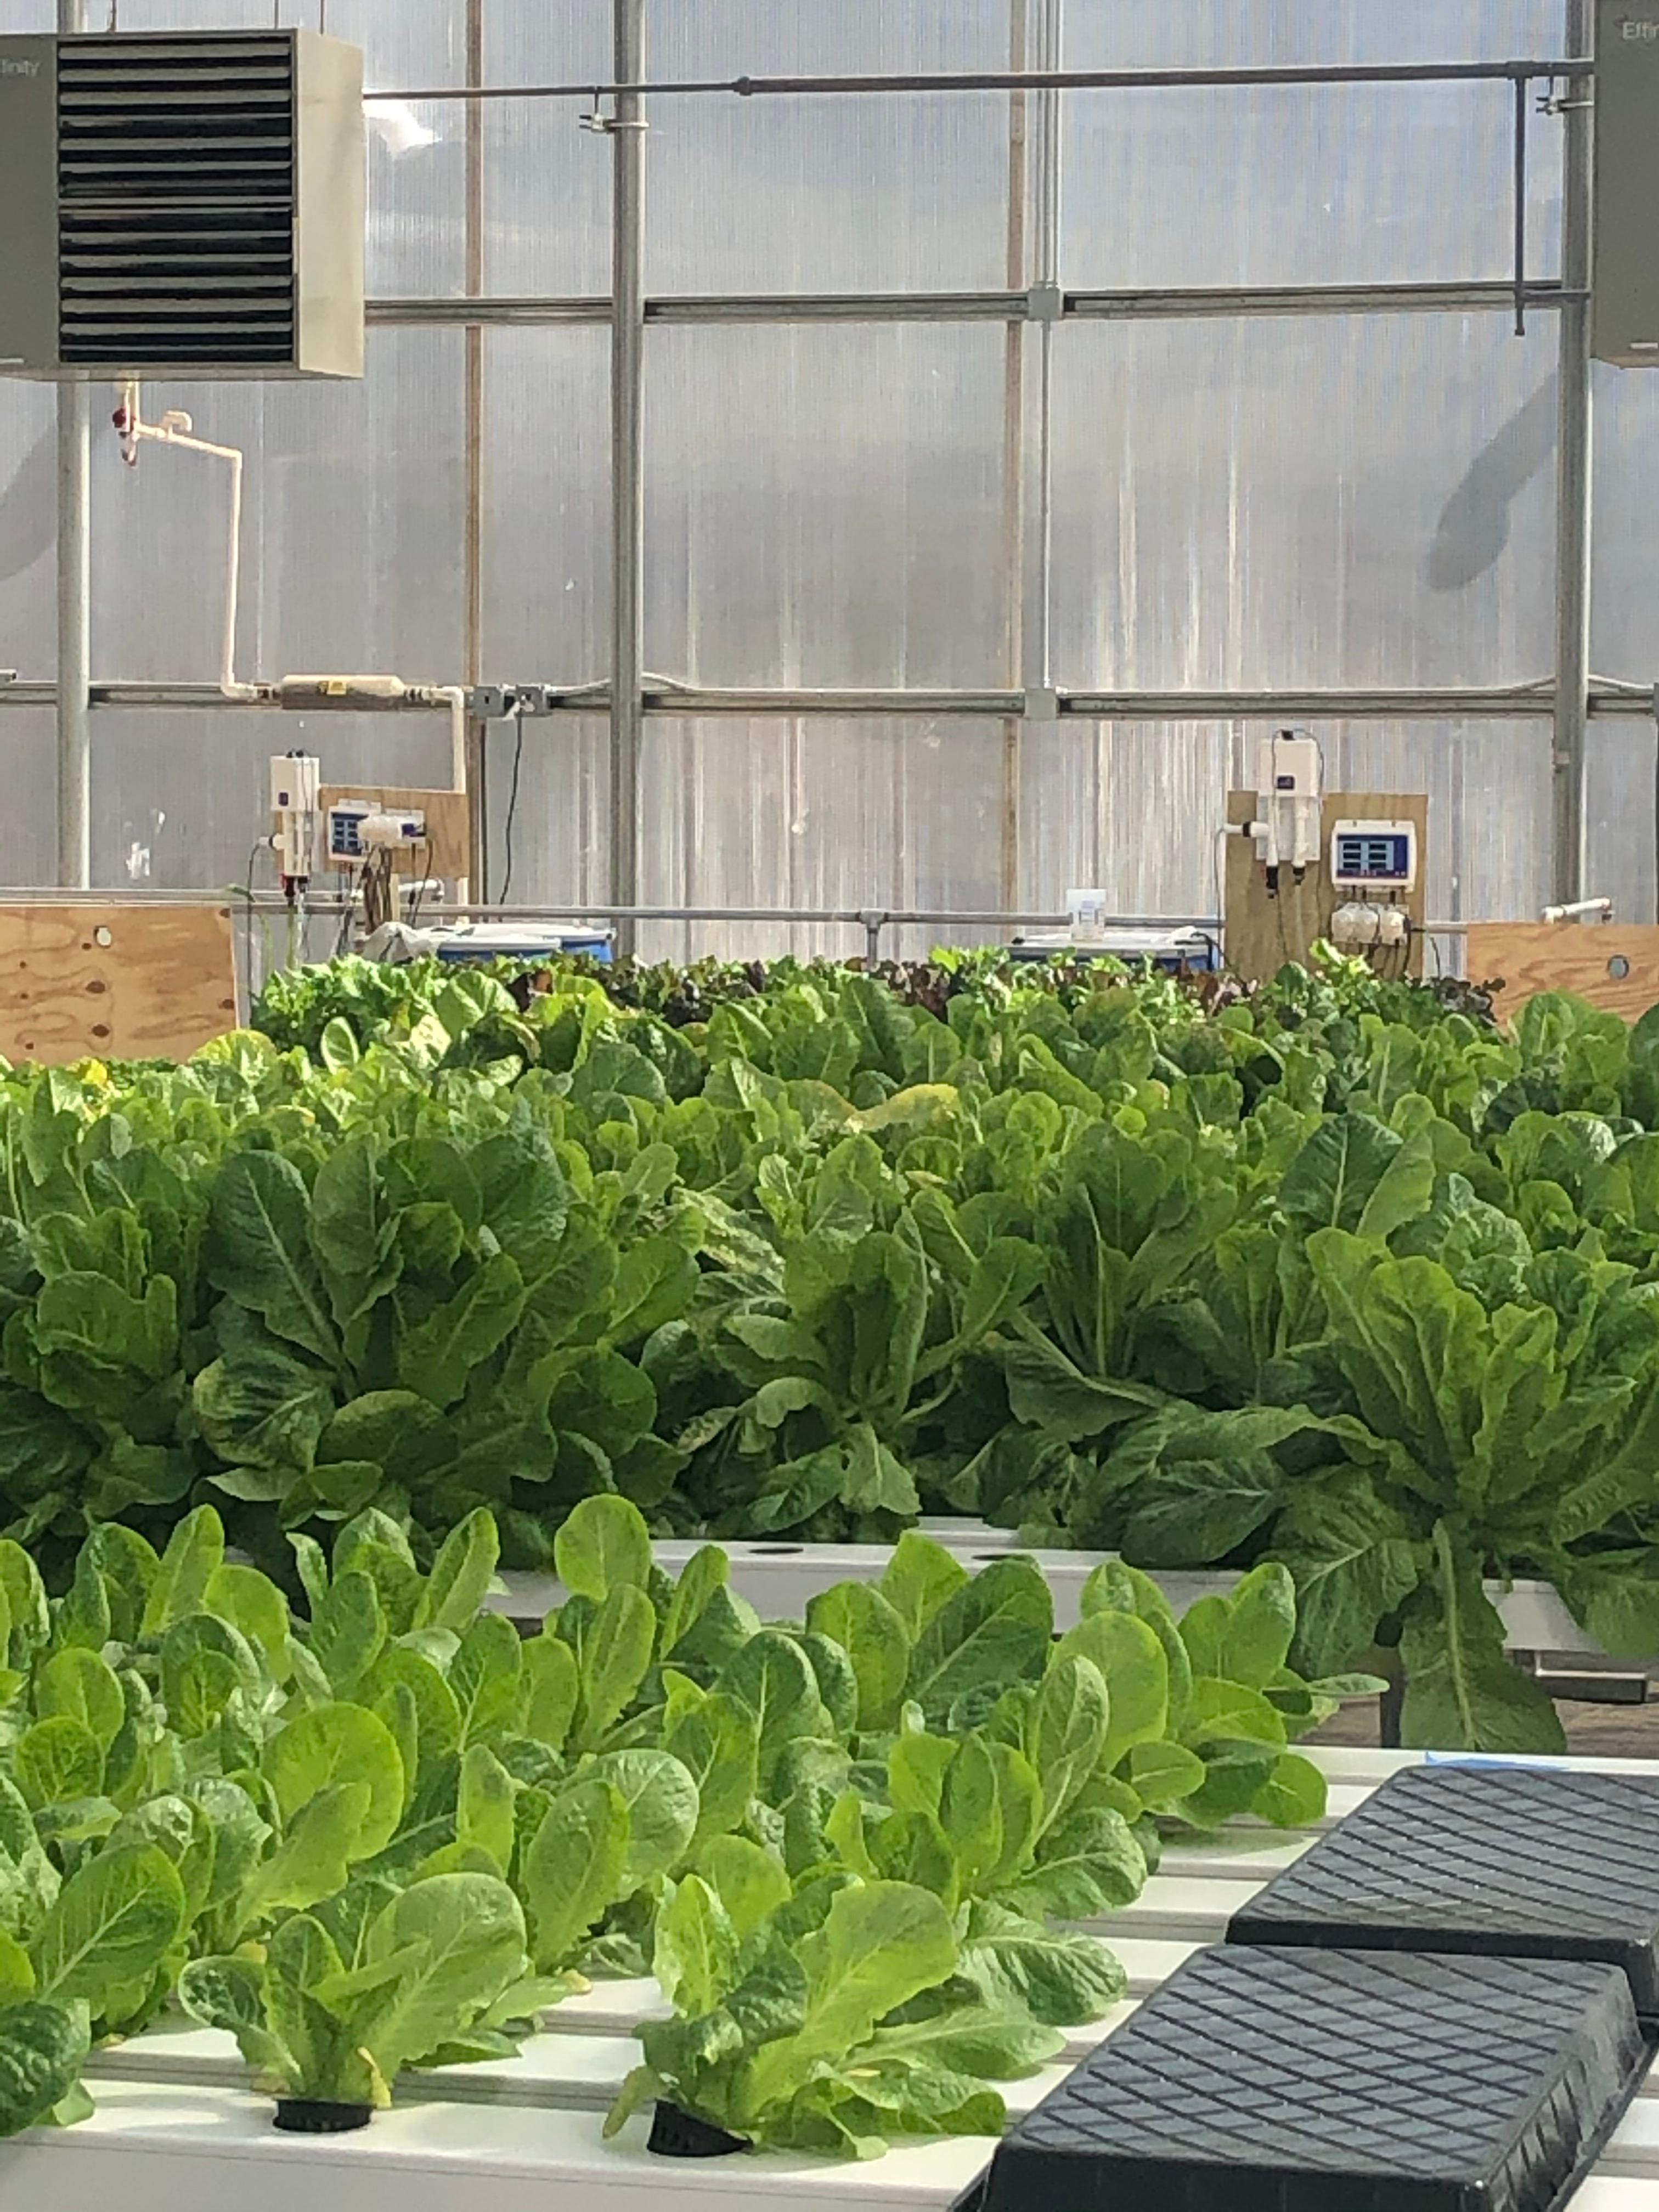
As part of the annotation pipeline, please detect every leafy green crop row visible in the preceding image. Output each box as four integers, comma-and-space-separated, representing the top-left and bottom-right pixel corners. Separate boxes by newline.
8, 947, 1659, 1751
0, 1493, 1353, 2155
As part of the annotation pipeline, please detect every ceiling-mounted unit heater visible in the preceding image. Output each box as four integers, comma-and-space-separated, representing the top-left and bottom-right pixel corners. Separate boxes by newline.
0, 28, 364, 381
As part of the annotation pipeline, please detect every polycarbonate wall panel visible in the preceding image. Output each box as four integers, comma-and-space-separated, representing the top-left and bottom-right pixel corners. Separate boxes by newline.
1051, 319, 1560, 692
1587, 362, 1659, 922
477, 715, 608, 914
1591, 366, 1659, 682
646, 326, 1012, 689
1064, 1, 1565, 67
1062, 2, 1564, 289
1018, 717, 1553, 936
650, 1, 1013, 295
91, 710, 452, 898
1589, 725, 1658, 928
91, 330, 465, 692
481, 329, 611, 681
635, 718, 1008, 963
0, 714, 56, 887
0, 380, 54, 681
484, 3, 612, 298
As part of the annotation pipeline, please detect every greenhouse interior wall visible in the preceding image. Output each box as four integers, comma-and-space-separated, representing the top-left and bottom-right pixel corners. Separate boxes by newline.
0, 0, 1655, 966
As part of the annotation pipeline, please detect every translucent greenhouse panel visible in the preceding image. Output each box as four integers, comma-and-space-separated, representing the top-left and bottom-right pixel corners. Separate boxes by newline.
648, 0, 1014, 295
635, 718, 1008, 963
1062, 2, 1568, 72
1017, 718, 1553, 946
476, 714, 608, 915
481, 329, 610, 681
96, 0, 467, 297
1051, 317, 1560, 693
89, 708, 453, 900
0, 378, 55, 679
1329, 719, 1553, 926
485, 2, 613, 300
1063, 83, 1561, 291
1587, 724, 1658, 928
646, 326, 1013, 689
0, 714, 56, 886
1017, 722, 1234, 923
1590, 364, 1659, 686
1062, 2, 1565, 290
92, 329, 466, 689
1589, 354, 1659, 919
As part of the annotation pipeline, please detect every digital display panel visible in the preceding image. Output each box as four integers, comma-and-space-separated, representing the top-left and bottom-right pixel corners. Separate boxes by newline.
1335, 832, 1411, 882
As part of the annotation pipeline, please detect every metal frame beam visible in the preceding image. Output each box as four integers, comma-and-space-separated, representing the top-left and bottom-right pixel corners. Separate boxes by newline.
4, 681, 1652, 721
608, 0, 646, 955
463, 0, 488, 896
366, 281, 1584, 328
368, 58, 1594, 103
1553, 0, 1597, 906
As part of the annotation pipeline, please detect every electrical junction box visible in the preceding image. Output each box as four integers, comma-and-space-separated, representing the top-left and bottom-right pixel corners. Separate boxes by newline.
269, 751, 320, 880
1330, 818, 1418, 893
0, 29, 364, 380
269, 753, 320, 820
1253, 732, 1323, 873
1594, 2, 1659, 366
1256, 733, 1321, 802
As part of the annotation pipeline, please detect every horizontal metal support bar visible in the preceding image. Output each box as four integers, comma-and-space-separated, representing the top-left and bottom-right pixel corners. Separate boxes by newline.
410, 902, 1472, 936
1065, 687, 1654, 721
366, 282, 1584, 330
368, 296, 610, 326
0, 890, 1491, 940
370, 58, 1590, 104
648, 291, 1025, 324
0, 682, 1652, 723
414, 904, 1218, 929
640, 686, 1028, 715
1066, 281, 1583, 320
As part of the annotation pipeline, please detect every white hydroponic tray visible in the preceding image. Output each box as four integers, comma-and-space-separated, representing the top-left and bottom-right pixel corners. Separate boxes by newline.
490, 1520, 1598, 1655
9, 1747, 1659, 2212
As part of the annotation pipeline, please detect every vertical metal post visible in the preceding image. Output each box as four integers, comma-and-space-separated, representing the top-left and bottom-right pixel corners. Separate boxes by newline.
1512, 75, 1530, 337
609, 0, 647, 957
464, 0, 487, 901
57, 0, 92, 890
998, 0, 1029, 916
1025, 0, 1062, 706
1552, 0, 1596, 907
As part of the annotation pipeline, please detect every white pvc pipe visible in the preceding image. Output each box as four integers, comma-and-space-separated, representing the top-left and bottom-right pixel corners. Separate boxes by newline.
120, 385, 253, 699
431, 684, 470, 907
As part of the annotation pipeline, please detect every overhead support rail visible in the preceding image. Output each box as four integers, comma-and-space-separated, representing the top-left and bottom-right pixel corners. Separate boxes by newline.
0, 681, 1652, 722
369, 58, 1594, 103
366, 282, 1587, 328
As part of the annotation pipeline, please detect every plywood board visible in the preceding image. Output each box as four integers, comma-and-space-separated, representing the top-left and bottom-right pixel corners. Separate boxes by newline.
1224, 791, 1428, 984
318, 786, 471, 885
0, 905, 238, 1065
1466, 922, 1659, 1025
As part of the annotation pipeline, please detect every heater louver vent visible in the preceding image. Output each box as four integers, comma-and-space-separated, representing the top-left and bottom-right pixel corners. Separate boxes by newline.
0, 27, 362, 380
57, 36, 297, 368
